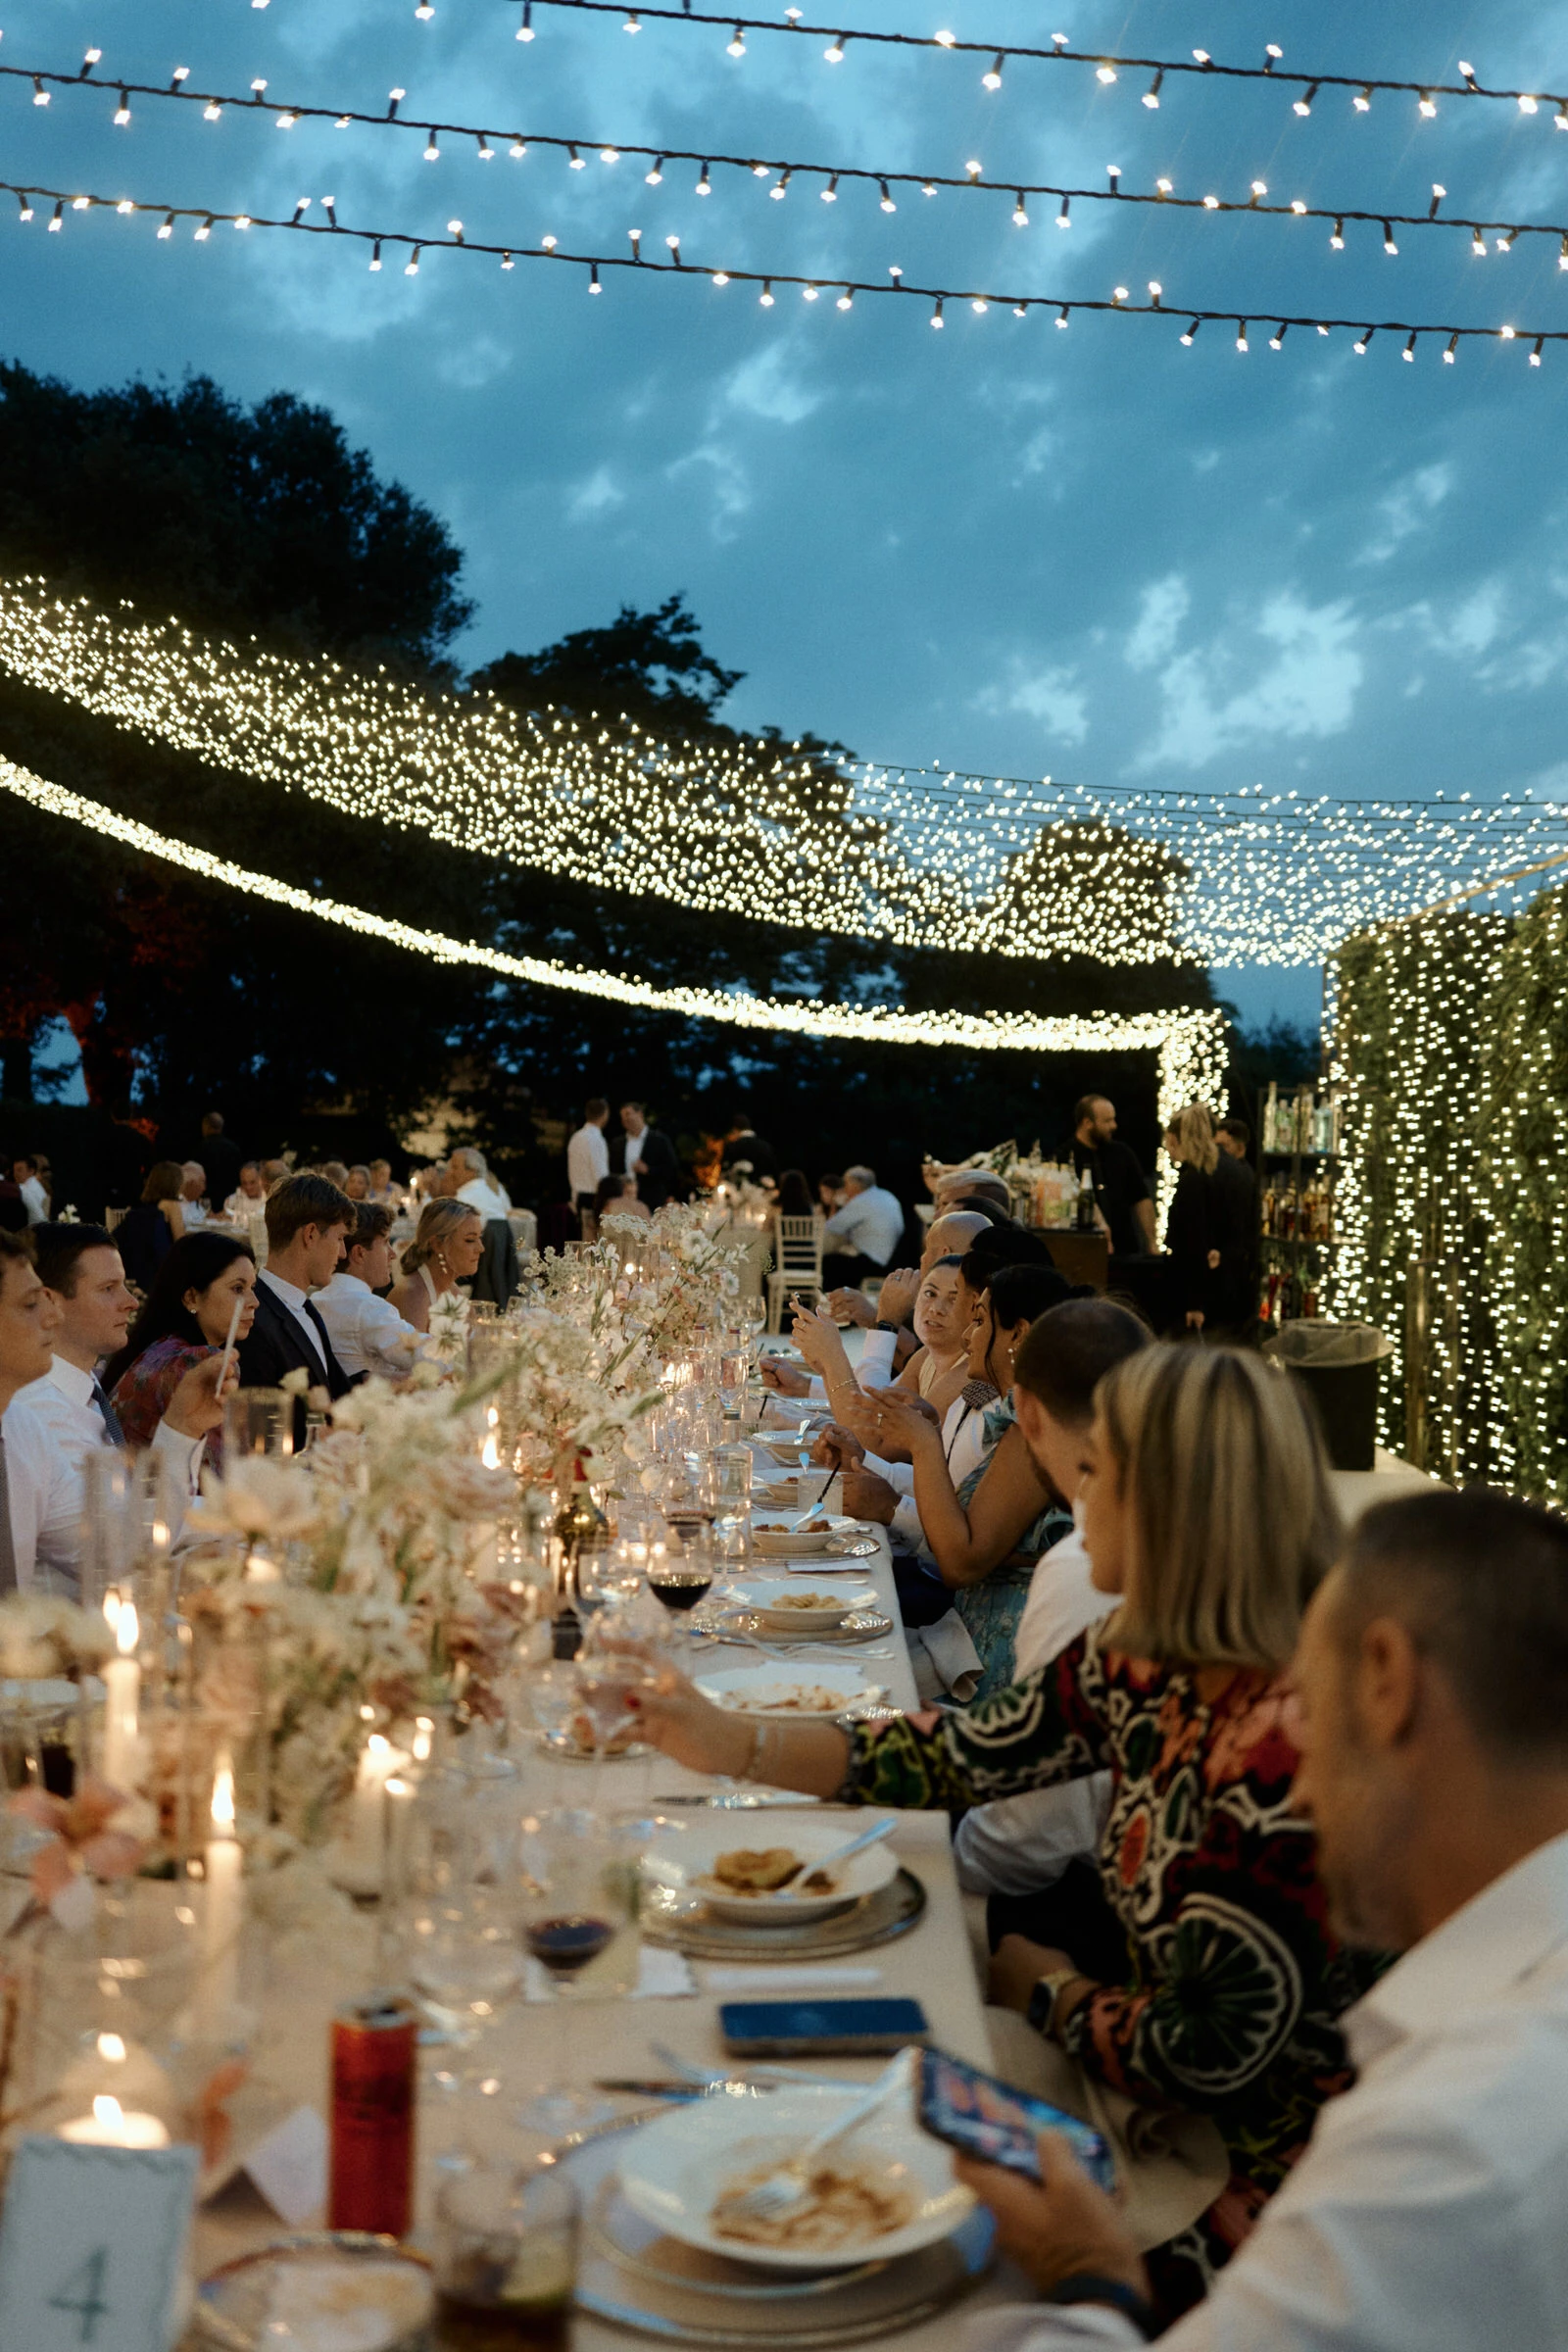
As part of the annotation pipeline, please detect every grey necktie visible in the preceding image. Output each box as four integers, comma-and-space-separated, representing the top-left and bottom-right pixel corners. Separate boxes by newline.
0, 1431, 18, 1594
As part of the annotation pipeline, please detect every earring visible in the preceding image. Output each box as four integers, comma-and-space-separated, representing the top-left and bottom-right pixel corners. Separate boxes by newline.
436, 1250, 449, 1273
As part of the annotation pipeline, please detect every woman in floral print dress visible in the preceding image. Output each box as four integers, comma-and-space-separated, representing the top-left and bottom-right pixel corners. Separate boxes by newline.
631, 1344, 1375, 2316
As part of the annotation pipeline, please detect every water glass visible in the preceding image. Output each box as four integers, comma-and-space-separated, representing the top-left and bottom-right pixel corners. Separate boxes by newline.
222, 1389, 295, 1461
703, 1444, 754, 1567
433, 2156, 578, 2351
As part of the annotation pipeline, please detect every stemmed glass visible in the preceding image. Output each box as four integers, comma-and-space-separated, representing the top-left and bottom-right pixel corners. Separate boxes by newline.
513, 1803, 649, 2135
397, 1774, 529, 2172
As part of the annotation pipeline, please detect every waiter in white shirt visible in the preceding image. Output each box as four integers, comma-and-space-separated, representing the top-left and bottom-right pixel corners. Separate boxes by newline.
450, 1147, 513, 1223
0, 1227, 228, 1595
313, 1203, 422, 1381
566, 1098, 611, 1219
956, 1485, 1568, 2351
13, 1155, 48, 1225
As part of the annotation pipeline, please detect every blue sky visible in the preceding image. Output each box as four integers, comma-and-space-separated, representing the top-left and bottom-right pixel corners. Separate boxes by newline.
4, 0, 1568, 1040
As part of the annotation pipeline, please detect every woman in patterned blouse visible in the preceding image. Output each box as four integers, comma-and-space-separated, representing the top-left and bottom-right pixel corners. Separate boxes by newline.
631, 1344, 1370, 2314
106, 1232, 258, 1466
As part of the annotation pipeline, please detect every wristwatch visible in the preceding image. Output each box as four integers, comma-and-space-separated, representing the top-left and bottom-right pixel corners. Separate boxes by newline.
1046, 2277, 1158, 2340
873, 1319, 902, 1335
1026, 1967, 1085, 2041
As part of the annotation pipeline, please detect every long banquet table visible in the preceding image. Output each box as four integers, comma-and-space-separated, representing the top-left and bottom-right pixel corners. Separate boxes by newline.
186, 1441, 1030, 2344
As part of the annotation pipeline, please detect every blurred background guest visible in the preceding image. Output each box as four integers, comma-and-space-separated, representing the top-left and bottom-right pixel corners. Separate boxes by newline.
1163, 1102, 1225, 1335
224, 1161, 268, 1220
722, 1105, 778, 1183
197, 1109, 243, 1205
116, 1160, 187, 1288
179, 1161, 210, 1226
567, 1099, 611, 1222
344, 1164, 371, 1202
615, 1102, 679, 1211
367, 1158, 397, 1203
451, 1147, 512, 1221
596, 1172, 650, 1227
821, 1163, 905, 1289
775, 1167, 816, 1219
388, 1199, 483, 1336
1064, 1096, 1155, 1257
12, 1153, 49, 1225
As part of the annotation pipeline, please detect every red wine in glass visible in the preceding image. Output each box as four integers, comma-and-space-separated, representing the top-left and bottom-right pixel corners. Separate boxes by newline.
525, 1915, 614, 1974
648, 1566, 713, 1612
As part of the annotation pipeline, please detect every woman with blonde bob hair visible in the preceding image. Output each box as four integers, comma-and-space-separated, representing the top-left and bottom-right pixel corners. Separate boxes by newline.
1163, 1101, 1222, 1332
387, 1199, 483, 1335
630, 1342, 1371, 2314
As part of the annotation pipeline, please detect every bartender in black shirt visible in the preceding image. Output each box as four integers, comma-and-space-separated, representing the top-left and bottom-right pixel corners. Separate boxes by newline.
1066, 1095, 1156, 1256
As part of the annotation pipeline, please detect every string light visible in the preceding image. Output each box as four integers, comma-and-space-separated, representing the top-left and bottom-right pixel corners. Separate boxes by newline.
5, 575, 1566, 974
462, 0, 1568, 125
0, 760, 1229, 1150
19, 59, 1568, 263
19, 169, 1565, 368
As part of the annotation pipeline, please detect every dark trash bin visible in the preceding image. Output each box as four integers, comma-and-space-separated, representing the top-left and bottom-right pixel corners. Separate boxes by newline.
1262, 1321, 1393, 1472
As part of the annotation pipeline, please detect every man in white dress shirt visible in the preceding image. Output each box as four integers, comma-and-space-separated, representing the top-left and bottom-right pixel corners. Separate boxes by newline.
0, 1228, 226, 1594
566, 1099, 611, 1218
451, 1148, 512, 1223
820, 1164, 906, 1289
956, 1485, 1568, 2350
313, 1204, 421, 1382
12, 1155, 48, 1225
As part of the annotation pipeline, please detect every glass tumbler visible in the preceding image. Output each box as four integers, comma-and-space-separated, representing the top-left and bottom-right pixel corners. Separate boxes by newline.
433, 2155, 578, 2351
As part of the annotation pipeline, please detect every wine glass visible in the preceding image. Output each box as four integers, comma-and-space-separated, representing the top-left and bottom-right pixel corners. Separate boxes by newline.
398, 1776, 529, 2170
513, 1805, 648, 2134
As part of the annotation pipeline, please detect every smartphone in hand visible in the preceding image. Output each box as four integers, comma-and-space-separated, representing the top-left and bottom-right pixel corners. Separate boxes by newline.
915, 2047, 1115, 2192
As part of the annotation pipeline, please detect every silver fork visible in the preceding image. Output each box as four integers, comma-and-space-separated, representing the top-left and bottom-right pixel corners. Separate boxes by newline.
721, 2048, 915, 2226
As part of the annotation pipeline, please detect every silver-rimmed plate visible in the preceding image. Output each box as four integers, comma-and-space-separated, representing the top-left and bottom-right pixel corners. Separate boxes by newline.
641, 1867, 926, 1960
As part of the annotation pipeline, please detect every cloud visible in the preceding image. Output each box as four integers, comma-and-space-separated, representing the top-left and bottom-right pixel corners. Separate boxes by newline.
566, 466, 626, 521
1135, 595, 1363, 770
665, 444, 752, 539
974, 662, 1090, 745
1125, 576, 1190, 671
1357, 464, 1453, 564
719, 344, 823, 425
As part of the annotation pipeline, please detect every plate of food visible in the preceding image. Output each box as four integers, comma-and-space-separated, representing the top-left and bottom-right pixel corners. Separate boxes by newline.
752, 1516, 857, 1559
616, 2084, 972, 2269
641, 1813, 900, 1924
724, 1578, 879, 1633
694, 1661, 877, 1717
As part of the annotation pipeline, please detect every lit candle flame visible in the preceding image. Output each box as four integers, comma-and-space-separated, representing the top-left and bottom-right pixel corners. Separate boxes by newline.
116, 1599, 139, 1656
92, 2094, 124, 2130
212, 1760, 235, 1832
96, 2033, 126, 2063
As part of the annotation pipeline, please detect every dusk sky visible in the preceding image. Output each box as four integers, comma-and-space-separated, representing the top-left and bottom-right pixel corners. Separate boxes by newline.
5, 0, 1567, 1047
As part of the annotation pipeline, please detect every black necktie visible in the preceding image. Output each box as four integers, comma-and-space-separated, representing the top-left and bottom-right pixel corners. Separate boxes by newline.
303, 1299, 335, 1383
92, 1378, 124, 1447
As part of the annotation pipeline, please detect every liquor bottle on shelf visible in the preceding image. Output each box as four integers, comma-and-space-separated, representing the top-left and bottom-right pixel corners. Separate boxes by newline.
1075, 1166, 1098, 1232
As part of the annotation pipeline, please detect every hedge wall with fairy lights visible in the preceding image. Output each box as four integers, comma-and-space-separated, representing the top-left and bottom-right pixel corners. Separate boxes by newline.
1331, 883, 1568, 1499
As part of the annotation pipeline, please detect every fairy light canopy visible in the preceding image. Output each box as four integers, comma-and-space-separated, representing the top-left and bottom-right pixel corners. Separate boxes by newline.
0, 576, 1563, 972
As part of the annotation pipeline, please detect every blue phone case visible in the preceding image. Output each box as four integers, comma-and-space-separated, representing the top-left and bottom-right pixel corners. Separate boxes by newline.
719, 1997, 930, 2054
916, 2047, 1116, 2191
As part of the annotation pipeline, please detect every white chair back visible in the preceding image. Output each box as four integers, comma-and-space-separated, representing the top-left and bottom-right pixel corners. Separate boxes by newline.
773, 1213, 824, 1283
104, 1205, 128, 1233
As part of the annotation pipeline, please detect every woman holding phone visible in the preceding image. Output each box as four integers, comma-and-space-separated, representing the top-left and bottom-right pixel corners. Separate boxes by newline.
107, 1233, 258, 1462
627, 1344, 1369, 2314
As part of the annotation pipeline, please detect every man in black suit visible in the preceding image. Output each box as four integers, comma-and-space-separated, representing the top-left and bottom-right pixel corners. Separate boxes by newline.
616, 1102, 680, 1211
237, 1172, 358, 1429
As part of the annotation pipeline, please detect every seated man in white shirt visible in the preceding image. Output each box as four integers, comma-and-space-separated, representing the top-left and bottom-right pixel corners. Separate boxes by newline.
179, 1160, 210, 1227
820, 1164, 906, 1290
0, 1228, 227, 1594
956, 1485, 1568, 2351
224, 1160, 269, 1221
13, 1154, 49, 1225
450, 1147, 512, 1224
313, 1203, 421, 1382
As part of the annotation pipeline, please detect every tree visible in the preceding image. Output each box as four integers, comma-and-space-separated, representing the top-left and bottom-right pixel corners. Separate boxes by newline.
0, 364, 471, 670
471, 593, 743, 734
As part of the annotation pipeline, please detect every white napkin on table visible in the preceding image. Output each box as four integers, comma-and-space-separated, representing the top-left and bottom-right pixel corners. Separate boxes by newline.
699, 1964, 883, 1991
524, 1946, 696, 2002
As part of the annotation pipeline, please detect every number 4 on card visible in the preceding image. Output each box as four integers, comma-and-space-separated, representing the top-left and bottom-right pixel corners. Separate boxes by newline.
0, 2136, 198, 2352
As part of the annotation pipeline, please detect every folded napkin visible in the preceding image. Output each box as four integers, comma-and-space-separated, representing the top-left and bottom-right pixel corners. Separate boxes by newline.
907, 1610, 983, 1704
699, 1964, 884, 1991
524, 1945, 696, 2002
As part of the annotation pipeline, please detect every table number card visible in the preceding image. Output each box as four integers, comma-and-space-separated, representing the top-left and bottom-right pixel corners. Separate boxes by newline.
0, 2136, 198, 2352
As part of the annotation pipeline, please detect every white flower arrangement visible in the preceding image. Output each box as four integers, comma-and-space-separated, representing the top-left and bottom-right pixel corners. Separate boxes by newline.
0, 1595, 114, 1682
424, 1287, 472, 1369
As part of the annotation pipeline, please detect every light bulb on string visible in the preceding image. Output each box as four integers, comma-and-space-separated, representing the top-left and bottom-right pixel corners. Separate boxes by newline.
726, 24, 744, 51
1096, 61, 1116, 83
1055, 303, 1069, 326
588, 262, 601, 291
194, 215, 213, 240
1330, 218, 1345, 249
820, 173, 838, 201
1402, 330, 1417, 360
501, 248, 514, 267
1056, 194, 1070, 227
1235, 318, 1249, 351
802, 282, 818, 299
696, 161, 711, 193
711, 268, 729, 283
1012, 192, 1028, 224
517, 0, 534, 33
1269, 321, 1286, 350
31, 78, 49, 107
204, 101, 222, 121
824, 33, 846, 62
972, 296, 988, 313
1249, 180, 1267, 206
1180, 317, 1200, 343
405, 245, 420, 273
1444, 331, 1457, 363
1143, 70, 1162, 107
836, 285, 853, 308
114, 91, 130, 124
1428, 183, 1446, 219
477, 133, 494, 159
1532, 336, 1544, 365
157, 212, 174, 238
628, 226, 642, 259
1148, 279, 1162, 306
930, 297, 944, 326
664, 232, 680, 261
982, 53, 1004, 89
1353, 326, 1373, 353
1294, 81, 1319, 116
1519, 93, 1540, 115
646, 156, 663, 183
770, 170, 789, 198
1472, 227, 1486, 257
879, 179, 895, 211
48, 201, 64, 229
759, 277, 773, 304
1383, 220, 1397, 253
1418, 90, 1437, 117
1263, 43, 1283, 72
600, 146, 618, 163
423, 133, 440, 161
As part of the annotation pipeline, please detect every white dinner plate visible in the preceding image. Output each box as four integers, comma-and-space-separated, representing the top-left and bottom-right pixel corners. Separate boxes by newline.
753, 1516, 857, 1559
640, 1811, 900, 1923
694, 1660, 877, 1716
724, 1578, 878, 1632
617, 2084, 972, 2269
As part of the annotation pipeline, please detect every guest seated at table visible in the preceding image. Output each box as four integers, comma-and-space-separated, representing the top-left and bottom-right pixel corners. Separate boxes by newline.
116, 1160, 187, 1289
775, 1167, 816, 1218
597, 1172, 651, 1227
261, 1158, 290, 1190
956, 1298, 1152, 1970
797, 1256, 971, 1423
763, 1212, 995, 1395
312, 1204, 421, 1380
320, 1160, 352, 1193
388, 1199, 484, 1336
179, 1161, 211, 1226
367, 1158, 397, 1203
452, 1147, 513, 1221
820, 1163, 906, 1290
955, 1485, 1568, 2352
345, 1163, 371, 1203
817, 1172, 844, 1217
223, 1161, 269, 1220
106, 1232, 258, 1460
632, 1344, 1363, 2315
238, 1172, 357, 1404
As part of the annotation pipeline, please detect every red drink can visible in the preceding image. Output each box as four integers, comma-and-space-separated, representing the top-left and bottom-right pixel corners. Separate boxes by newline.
329, 1994, 418, 2237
